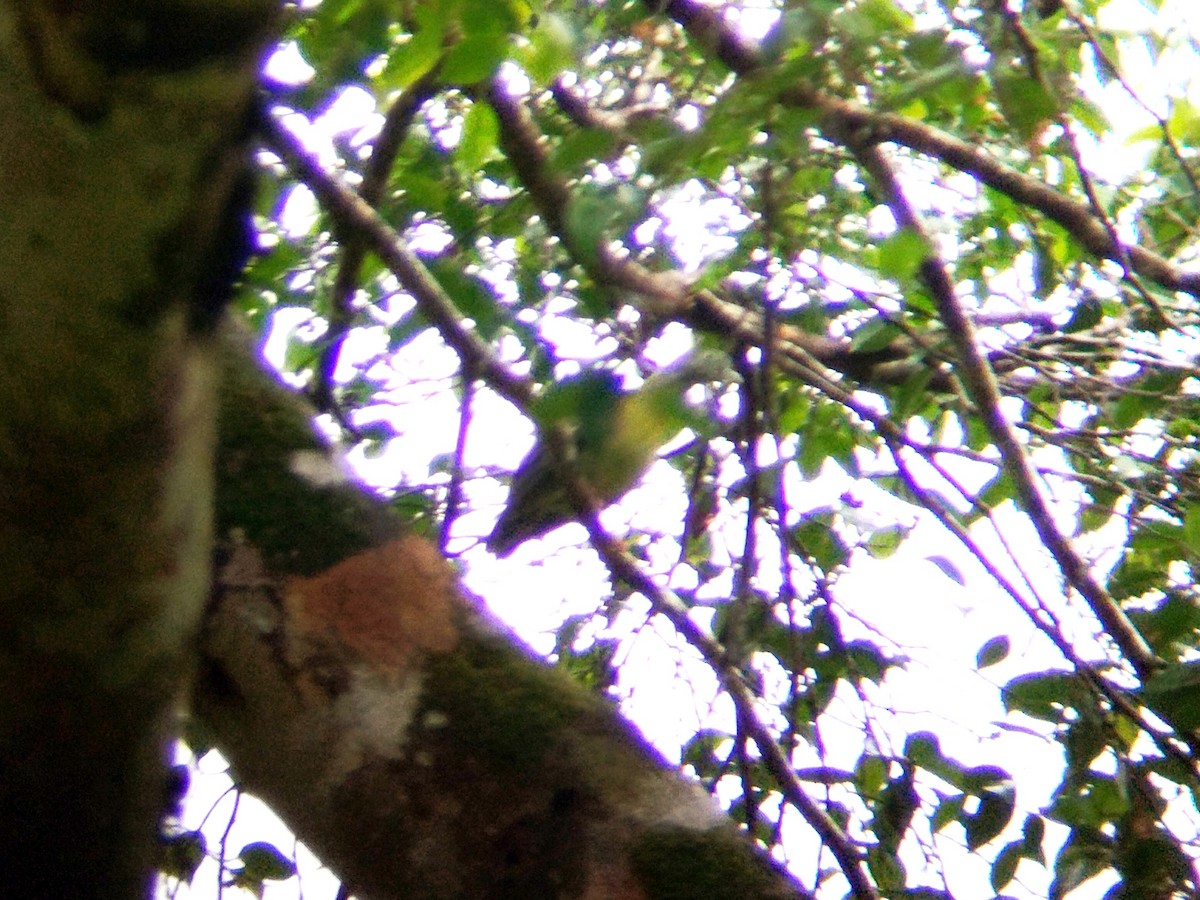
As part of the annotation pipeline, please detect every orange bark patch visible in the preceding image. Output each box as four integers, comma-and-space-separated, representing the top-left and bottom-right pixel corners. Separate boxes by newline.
286, 535, 459, 675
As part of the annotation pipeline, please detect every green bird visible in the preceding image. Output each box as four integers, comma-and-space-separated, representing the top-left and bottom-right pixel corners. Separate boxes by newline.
486, 351, 729, 557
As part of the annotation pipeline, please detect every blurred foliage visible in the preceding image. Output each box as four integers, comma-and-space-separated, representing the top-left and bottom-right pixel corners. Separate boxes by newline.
177, 0, 1200, 897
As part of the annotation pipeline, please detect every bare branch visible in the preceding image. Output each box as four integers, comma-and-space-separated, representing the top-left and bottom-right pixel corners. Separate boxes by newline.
260, 112, 533, 410
844, 133, 1160, 679
548, 451, 876, 900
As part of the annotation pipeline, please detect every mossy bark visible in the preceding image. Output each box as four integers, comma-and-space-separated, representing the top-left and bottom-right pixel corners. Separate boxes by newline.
0, 3, 277, 896
197, 344, 807, 900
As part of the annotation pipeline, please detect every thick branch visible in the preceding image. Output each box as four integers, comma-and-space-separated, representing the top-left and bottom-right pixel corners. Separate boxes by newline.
197, 341, 807, 900
557, 475, 878, 900
484, 80, 937, 387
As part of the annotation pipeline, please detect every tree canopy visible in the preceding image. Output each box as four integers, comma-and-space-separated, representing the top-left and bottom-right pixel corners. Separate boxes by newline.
12, 0, 1200, 898
190, 0, 1200, 896
177, 0, 1200, 896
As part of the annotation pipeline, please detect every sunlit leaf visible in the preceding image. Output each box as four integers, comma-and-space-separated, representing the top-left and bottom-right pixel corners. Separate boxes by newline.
876, 228, 930, 279
992, 67, 1058, 140
523, 12, 576, 83
456, 101, 500, 173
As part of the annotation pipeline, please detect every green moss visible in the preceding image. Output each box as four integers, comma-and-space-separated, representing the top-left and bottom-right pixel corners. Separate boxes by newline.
216, 337, 402, 575
631, 828, 792, 900
423, 637, 604, 775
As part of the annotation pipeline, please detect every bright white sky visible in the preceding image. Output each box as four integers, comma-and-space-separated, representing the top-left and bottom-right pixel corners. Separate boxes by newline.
166, 2, 1200, 898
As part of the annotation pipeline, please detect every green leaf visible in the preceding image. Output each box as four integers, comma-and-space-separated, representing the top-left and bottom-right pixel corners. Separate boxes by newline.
1063, 295, 1102, 332
849, 317, 905, 353
1166, 98, 1200, 145
992, 67, 1058, 141
991, 841, 1022, 892
847, 639, 895, 684
974, 472, 1016, 516
882, 60, 979, 113
686, 734, 729, 782
976, 635, 1011, 669
456, 102, 500, 174
874, 764, 918, 854
799, 400, 861, 476
1183, 503, 1200, 555
1049, 775, 1128, 828
399, 170, 450, 213
864, 525, 907, 559
834, 0, 913, 41
1022, 814, 1047, 863
1113, 832, 1191, 896
1050, 832, 1110, 900
427, 261, 502, 336
442, 31, 509, 84
1063, 717, 1107, 770
1078, 484, 1119, 533
379, 22, 445, 88
1142, 660, 1200, 731
1104, 372, 1180, 432
563, 183, 647, 267
282, 328, 321, 376
157, 831, 206, 883
876, 228, 930, 279
855, 753, 889, 796
1110, 521, 1188, 601
238, 841, 297, 881
1128, 590, 1200, 658
558, 637, 618, 693
889, 366, 936, 422
866, 843, 906, 891
790, 517, 850, 570
1002, 670, 1088, 723
903, 731, 944, 771
932, 793, 965, 833
523, 12, 576, 83
905, 731, 972, 791
551, 127, 619, 173
963, 782, 1016, 850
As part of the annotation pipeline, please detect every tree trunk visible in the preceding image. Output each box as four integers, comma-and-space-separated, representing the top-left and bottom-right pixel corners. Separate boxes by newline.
0, 3, 277, 896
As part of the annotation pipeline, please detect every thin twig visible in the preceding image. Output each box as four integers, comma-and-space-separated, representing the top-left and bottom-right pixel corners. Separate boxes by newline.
646, 0, 1200, 298
571, 487, 874, 899
261, 112, 533, 410
441, 365, 475, 554
317, 68, 442, 413
843, 133, 1158, 679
